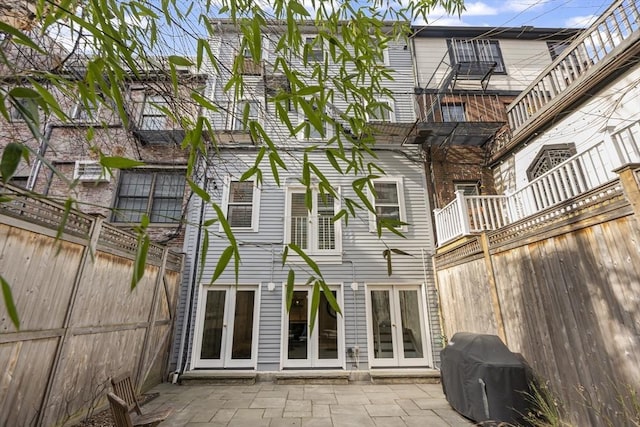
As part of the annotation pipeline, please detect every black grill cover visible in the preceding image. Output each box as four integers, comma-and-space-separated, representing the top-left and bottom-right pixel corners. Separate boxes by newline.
441, 333, 533, 424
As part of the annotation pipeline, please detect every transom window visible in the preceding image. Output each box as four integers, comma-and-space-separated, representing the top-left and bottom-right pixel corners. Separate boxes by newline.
527, 143, 577, 180
370, 179, 406, 232
448, 39, 505, 74
114, 170, 185, 223
454, 181, 479, 195
286, 188, 341, 254
223, 180, 259, 230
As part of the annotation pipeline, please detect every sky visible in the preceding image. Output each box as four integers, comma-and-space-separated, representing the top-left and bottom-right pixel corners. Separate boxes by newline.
420, 0, 610, 28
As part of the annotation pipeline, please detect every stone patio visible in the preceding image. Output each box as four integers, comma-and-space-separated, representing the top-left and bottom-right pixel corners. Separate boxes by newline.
143, 382, 474, 426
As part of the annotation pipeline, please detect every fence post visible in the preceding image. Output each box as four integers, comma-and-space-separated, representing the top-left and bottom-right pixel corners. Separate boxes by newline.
135, 246, 169, 390
455, 190, 471, 235
614, 163, 640, 219
478, 233, 507, 345
433, 208, 442, 245
37, 214, 104, 426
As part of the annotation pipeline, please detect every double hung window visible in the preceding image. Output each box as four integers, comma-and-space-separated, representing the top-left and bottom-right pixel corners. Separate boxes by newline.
114, 170, 185, 223
369, 178, 407, 232
286, 188, 341, 255
222, 179, 260, 231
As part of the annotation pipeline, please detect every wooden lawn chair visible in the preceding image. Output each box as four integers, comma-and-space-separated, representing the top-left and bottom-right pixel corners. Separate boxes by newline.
107, 392, 168, 427
110, 373, 173, 419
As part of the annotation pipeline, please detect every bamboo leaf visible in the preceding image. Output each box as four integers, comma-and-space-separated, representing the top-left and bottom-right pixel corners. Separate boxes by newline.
320, 281, 342, 315
211, 245, 234, 283
309, 281, 320, 332
0, 275, 19, 329
198, 229, 209, 284
100, 156, 144, 169
1, 143, 24, 183
131, 233, 149, 290
168, 55, 194, 66
187, 178, 210, 203
289, 244, 322, 278
286, 269, 295, 312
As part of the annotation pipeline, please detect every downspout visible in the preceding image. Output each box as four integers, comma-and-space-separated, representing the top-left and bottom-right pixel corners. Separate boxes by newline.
176, 159, 208, 377
421, 248, 436, 368
343, 259, 359, 369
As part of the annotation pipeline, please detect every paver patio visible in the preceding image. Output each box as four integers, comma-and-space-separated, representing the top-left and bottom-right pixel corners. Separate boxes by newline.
143, 382, 474, 426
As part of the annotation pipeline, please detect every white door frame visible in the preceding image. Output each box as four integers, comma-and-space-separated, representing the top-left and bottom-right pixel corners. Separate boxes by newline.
365, 283, 432, 368
280, 283, 345, 369
192, 284, 261, 369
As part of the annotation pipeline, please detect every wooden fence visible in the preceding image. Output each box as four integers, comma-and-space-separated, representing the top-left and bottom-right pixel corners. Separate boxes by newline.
434, 165, 640, 426
0, 184, 184, 427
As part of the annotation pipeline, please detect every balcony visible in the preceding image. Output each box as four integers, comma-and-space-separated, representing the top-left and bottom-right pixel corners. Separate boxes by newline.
493, 0, 640, 160
434, 121, 640, 246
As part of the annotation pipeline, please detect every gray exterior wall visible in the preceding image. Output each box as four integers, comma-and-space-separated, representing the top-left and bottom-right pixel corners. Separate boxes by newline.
172, 21, 442, 372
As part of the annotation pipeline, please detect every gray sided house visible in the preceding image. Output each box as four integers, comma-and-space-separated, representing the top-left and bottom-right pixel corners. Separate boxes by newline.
172, 20, 443, 375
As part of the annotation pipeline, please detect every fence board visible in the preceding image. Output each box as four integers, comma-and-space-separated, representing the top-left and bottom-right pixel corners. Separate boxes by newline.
435, 184, 640, 425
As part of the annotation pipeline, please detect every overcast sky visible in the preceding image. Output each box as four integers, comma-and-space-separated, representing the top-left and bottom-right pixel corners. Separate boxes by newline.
420, 0, 610, 28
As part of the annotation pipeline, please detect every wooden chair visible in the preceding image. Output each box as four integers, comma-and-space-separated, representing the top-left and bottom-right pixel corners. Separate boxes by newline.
110, 373, 173, 420
107, 392, 168, 427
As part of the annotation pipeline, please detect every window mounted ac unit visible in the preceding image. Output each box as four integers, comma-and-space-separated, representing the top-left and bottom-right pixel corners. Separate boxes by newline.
74, 160, 110, 182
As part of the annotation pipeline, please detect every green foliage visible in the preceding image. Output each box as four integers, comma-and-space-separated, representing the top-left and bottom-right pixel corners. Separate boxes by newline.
1, 274, 19, 329
0, 0, 465, 328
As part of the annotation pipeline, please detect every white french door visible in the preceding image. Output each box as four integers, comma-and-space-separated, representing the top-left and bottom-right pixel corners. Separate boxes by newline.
193, 285, 259, 369
282, 286, 344, 368
366, 285, 431, 367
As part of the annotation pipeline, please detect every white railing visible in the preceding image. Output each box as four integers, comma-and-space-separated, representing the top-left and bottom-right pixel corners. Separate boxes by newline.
435, 127, 640, 245
505, 0, 640, 138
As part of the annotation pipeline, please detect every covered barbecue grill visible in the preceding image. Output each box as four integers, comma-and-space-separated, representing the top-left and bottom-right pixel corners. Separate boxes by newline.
440, 333, 533, 424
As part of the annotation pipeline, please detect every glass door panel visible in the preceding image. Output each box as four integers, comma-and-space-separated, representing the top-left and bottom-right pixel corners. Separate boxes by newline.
318, 291, 338, 360
231, 290, 255, 360
200, 290, 226, 360
288, 291, 308, 360
398, 290, 424, 359
370, 290, 394, 360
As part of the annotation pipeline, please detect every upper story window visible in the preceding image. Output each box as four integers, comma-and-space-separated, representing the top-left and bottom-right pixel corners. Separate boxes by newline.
140, 95, 168, 130
285, 187, 341, 255
72, 101, 100, 122
221, 178, 260, 231
9, 97, 36, 122
526, 143, 577, 180
369, 178, 407, 233
442, 104, 466, 122
298, 99, 327, 140
304, 37, 323, 62
234, 100, 260, 131
113, 170, 185, 223
368, 99, 395, 122
448, 39, 505, 74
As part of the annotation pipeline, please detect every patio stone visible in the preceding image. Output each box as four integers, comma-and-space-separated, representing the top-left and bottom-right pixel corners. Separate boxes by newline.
372, 416, 406, 426
364, 403, 406, 417
250, 397, 288, 408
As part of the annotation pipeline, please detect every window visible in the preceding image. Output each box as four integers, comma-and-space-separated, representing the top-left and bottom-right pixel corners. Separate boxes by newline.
442, 104, 466, 122
222, 179, 260, 231
448, 39, 505, 74
299, 99, 326, 140
454, 181, 479, 195
234, 101, 259, 131
113, 170, 185, 223
10, 98, 36, 122
369, 178, 406, 232
305, 37, 323, 62
140, 95, 168, 130
285, 188, 341, 255
72, 101, 99, 122
526, 143, 577, 180
368, 100, 395, 122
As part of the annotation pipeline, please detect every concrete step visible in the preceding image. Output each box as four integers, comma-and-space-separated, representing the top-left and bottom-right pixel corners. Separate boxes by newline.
369, 368, 441, 384
179, 370, 257, 385
273, 370, 352, 385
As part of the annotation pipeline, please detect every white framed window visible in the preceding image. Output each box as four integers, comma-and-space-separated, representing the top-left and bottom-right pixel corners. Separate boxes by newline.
140, 94, 168, 130
298, 99, 327, 141
454, 181, 479, 196
367, 99, 395, 122
285, 187, 342, 257
72, 101, 100, 122
74, 160, 110, 182
234, 100, 260, 131
304, 36, 323, 62
221, 177, 260, 231
368, 178, 407, 233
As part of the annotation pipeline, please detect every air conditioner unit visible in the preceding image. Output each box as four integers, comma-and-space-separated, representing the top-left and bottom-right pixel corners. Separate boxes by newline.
74, 160, 110, 182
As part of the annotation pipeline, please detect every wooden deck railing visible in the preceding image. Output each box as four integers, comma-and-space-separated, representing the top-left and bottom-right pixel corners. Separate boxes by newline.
494, 0, 640, 155
435, 123, 640, 245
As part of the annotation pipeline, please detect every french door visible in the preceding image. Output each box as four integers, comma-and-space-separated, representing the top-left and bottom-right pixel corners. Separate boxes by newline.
366, 285, 431, 367
283, 287, 344, 368
193, 285, 259, 369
